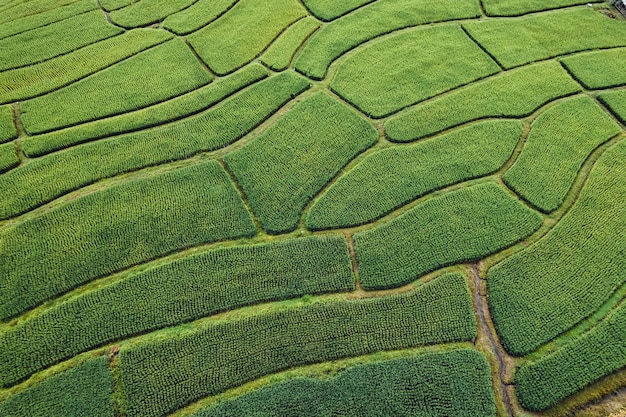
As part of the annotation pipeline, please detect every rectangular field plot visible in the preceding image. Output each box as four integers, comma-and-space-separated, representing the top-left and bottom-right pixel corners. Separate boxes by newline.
0, 29, 173, 104
330, 25, 500, 118
260, 17, 320, 71
224, 92, 377, 233
354, 182, 542, 290
109, 0, 196, 28
0, 10, 122, 72
162, 0, 238, 35
0, 235, 354, 387
194, 349, 496, 417
463, 8, 626, 69
482, 0, 596, 16
561, 48, 626, 89
120, 273, 476, 417
295, 0, 481, 80
21, 39, 212, 134
385, 61, 581, 142
23, 64, 268, 156
0, 104, 16, 143
307, 120, 522, 230
188, 0, 307, 75
503, 95, 620, 212
0, 0, 97, 40
488, 140, 626, 356
516, 300, 626, 411
0, 72, 309, 220
0, 357, 113, 415
0, 160, 255, 321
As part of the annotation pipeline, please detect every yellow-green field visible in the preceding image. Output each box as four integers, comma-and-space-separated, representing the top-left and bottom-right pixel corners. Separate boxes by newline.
0, 0, 625, 416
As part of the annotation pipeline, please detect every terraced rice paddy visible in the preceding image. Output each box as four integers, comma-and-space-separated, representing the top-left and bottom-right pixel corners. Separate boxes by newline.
0, 1, 625, 416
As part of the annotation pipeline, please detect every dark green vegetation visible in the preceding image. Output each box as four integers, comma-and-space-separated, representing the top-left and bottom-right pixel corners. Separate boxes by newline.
0, 161, 255, 321
0, 235, 354, 387
21, 39, 212, 133
224, 92, 377, 233
504, 95, 620, 212
120, 273, 476, 417
0, 357, 113, 417
385, 61, 581, 141
489, 140, 626, 356
331, 25, 500, 118
195, 349, 496, 417
2, 1, 626, 415
355, 182, 542, 289
308, 120, 522, 229
516, 300, 626, 411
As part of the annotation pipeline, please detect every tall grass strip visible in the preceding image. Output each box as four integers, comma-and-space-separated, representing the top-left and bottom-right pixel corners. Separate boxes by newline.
301, 0, 376, 21
0, 357, 113, 415
463, 8, 626, 69
0, 236, 354, 386
295, 0, 481, 80
260, 17, 320, 71
516, 300, 626, 411
120, 273, 476, 417
308, 120, 522, 230
109, 0, 196, 28
162, 0, 238, 35
331, 25, 499, 118
0, 105, 16, 143
598, 89, 626, 125
482, 0, 595, 16
504, 96, 620, 212
0, 142, 18, 174
23, 64, 268, 156
0, 0, 96, 40
224, 92, 377, 234
195, 349, 496, 417
488, 139, 626, 356
0, 10, 123, 72
385, 61, 580, 142
355, 182, 542, 290
21, 39, 212, 134
0, 72, 309, 220
0, 29, 173, 104
561, 48, 626, 89
188, 0, 307, 75
0, 160, 255, 321
0, 0, 81, 25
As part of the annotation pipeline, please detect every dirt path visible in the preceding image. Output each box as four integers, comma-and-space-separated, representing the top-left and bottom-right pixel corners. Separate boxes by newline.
472, 264, 514, 417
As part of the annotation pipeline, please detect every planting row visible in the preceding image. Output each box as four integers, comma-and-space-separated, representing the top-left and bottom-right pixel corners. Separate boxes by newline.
0, 235, 354, 387
0, 71, 309, 220
120, 272, 476, 417
0, 160, 255, 321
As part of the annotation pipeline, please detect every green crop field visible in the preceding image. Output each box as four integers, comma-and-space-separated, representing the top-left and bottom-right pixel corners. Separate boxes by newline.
1, 1, 625, 416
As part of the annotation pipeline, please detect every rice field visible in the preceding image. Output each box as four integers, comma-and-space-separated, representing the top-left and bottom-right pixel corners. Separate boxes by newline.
1, 1, 625, 416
